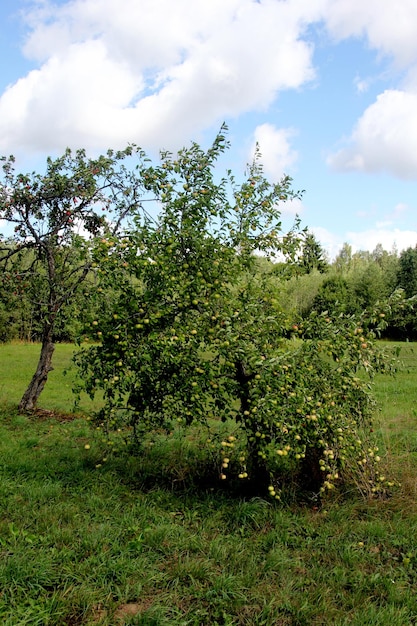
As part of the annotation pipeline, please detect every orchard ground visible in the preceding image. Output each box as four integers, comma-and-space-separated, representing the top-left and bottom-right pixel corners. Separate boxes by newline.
0, 342, 416, 625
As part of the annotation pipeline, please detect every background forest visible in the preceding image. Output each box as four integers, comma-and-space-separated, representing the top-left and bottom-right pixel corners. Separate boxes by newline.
2, 236, 416, 344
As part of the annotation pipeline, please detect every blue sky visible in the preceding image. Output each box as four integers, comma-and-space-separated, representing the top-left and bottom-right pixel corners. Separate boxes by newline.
1, 0, 417, 258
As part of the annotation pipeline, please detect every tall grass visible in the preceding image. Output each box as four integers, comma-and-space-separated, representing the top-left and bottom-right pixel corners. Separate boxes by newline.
0, 342, 416, 625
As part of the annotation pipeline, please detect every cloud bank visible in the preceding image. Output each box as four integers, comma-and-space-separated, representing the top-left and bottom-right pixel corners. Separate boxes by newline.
2, 0, 417, 257
2, 0, 417, 183
0, 0, 321, 154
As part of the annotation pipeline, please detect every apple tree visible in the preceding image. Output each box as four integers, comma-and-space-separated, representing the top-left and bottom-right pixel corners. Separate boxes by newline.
75, 129, 393, 499
0, 147, 144, 411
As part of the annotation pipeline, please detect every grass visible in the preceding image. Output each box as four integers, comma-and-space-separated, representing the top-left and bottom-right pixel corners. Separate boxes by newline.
0, 342, 416, 624
373, 341, 417, 498
0, 342, 101, 413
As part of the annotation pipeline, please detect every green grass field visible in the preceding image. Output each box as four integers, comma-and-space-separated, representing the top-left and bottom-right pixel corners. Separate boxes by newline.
0, 342, 416, 625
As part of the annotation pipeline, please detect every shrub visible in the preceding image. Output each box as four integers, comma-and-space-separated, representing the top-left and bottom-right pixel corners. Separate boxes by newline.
75, 129, 394, 500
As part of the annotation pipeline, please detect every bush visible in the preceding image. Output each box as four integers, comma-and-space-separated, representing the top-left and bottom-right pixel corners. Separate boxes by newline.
75, 129, 394, 501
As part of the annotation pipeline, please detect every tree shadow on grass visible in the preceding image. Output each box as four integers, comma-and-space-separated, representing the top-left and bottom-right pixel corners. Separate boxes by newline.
0, 409, 327, 508
102, 435, 324, 506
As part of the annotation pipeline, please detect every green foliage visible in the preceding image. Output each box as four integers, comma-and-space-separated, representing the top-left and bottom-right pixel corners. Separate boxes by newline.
310, 265, 391, 318
298, 230, 329, 274
311, 275, 358, 316
0, 145, 141, 338
351, 262, 390, 311
397, 245, 417, 298
0, 145, 145, 409
334, 242, 353, 273
268, 269, 326, 319
75, 130, 394, 500
0, 246, 99, 342
301, 244, 413, 341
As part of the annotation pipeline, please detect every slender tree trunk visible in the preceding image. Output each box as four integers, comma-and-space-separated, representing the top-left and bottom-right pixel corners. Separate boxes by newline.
235, 360, 270, 495
18, 326, 55, 412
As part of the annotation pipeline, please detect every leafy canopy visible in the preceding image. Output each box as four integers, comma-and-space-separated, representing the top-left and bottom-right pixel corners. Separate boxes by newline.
0, 145, 145, 410
76, 128, 394, 500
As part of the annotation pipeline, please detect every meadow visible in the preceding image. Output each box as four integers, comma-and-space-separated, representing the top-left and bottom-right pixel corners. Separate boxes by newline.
0, 342, 416, 625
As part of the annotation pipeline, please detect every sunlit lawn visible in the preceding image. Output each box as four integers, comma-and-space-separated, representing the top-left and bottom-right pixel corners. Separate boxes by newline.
0, 342, 101, 413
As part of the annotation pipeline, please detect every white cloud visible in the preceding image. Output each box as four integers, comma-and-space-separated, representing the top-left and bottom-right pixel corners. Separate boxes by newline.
375, 203, 410, 228
353, 76, 370, 94
250, 123, 298, 180
323, 0, 417, 67
312, 225, 417, 260
0, 39, 142, 151
327, 90, 417, 179
392, 202, 409, 218
3, 0, 417, 183
0, 0, 319, 155
345, 228, 417, 254
282, 196, 304, 217
320, 1, 417, 180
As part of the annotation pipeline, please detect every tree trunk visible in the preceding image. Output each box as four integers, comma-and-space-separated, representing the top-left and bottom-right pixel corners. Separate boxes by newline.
235, 359, 270, 495
18, 329, 55, 412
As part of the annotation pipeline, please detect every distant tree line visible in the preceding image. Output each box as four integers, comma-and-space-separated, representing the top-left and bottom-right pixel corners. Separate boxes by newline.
1, 233, 416, 344
277, 239, 417, 340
